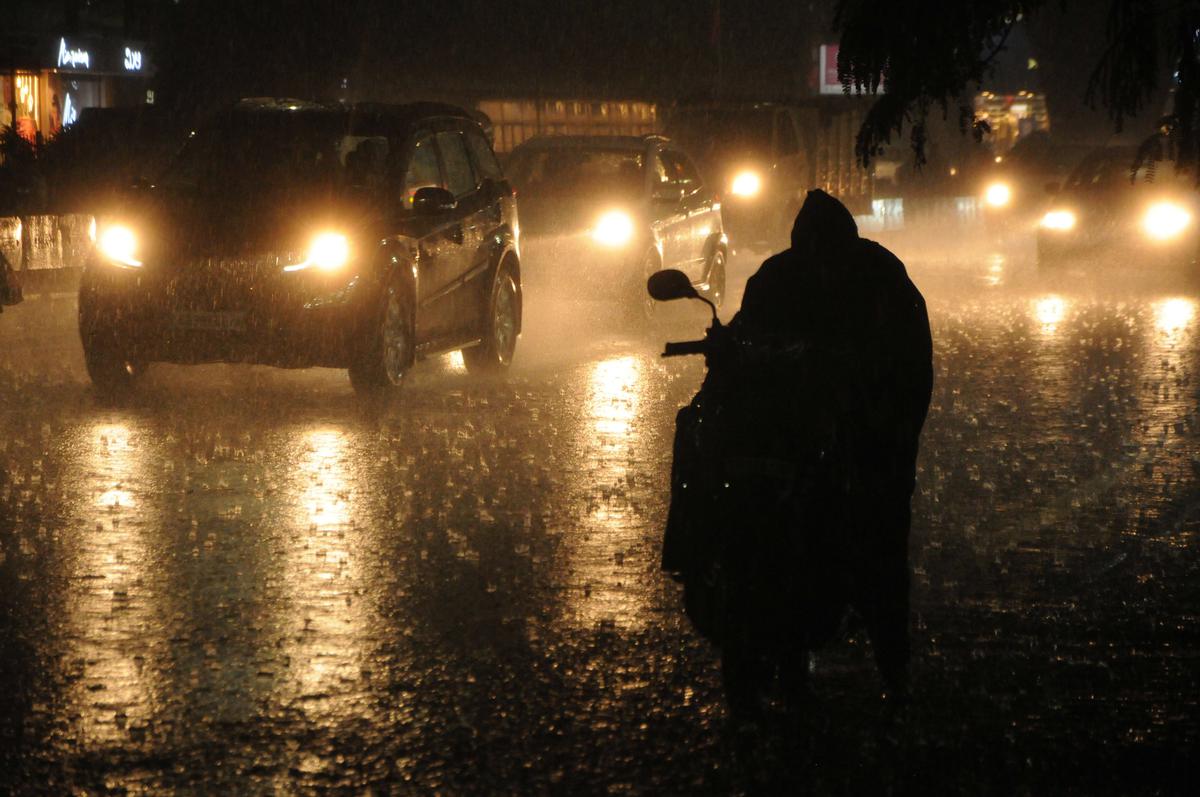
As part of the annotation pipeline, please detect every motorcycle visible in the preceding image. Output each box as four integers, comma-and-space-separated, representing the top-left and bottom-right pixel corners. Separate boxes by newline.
649, 268, 854, 718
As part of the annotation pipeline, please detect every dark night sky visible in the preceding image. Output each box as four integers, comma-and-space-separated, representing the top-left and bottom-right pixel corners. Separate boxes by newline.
10, 0, 1168, 143
150, 0, 830, 110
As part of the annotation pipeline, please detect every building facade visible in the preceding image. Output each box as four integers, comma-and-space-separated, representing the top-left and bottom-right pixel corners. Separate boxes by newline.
3, 0, 157, 143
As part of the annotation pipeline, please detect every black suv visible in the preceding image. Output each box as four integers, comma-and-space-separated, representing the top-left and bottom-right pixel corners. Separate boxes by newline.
79, 99, 521, 395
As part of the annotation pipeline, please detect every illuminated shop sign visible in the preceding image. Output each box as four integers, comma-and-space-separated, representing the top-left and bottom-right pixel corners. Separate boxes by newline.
49, 37, 152, 74
62, 93, 78, 127
57, 38, 91, 69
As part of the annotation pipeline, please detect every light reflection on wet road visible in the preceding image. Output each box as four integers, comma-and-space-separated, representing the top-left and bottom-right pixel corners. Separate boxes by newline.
2, 247, 1199, 792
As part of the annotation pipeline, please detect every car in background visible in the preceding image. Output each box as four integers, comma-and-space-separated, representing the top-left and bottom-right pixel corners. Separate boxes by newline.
977, 132, 1092, 235
1036, 146, 1198, 269
79, 98, 521, 396
663, 102, 809, 251
505, 134, 726, 318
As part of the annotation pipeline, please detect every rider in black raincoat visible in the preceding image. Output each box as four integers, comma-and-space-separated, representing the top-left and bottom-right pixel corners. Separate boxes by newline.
663, 189, 932, 701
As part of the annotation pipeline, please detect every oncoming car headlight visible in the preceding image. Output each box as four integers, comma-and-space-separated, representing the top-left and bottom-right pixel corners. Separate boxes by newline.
284, 231, 351, 272
730, 171, 762, 198
1040, 209, 1076, 231
984, 182, 1012, 208
96, 223, 143, 267
591, 211, 634, 247
1142, 201, 1191, 241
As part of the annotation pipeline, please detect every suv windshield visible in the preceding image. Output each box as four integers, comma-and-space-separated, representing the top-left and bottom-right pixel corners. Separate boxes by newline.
159, 112, 387, 196
506, 148, 643, 199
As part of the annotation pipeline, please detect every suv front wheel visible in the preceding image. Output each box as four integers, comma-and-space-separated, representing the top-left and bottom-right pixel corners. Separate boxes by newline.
79, 295, 145, 398
463, 260, 520, 375
349, 281, 414, 394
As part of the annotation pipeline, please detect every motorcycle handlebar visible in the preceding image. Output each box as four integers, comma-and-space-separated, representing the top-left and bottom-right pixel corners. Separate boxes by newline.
662, 339, 708, 357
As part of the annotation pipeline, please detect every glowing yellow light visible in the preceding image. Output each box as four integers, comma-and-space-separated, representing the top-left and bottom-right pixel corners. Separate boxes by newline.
284, 231, 352, 272
984, 182, 1012, 207
1040, 209, 1076, 231
729, 171, 762, 197
994, 155, 1003, 163
307, 232, 350, 270
1142, 202, 1191, 241
1035, 295, 1066, 327
1155, 298, 1194, 334
591, 210, 635, 247
97, 224, 142, 267
948, 167, 958, 177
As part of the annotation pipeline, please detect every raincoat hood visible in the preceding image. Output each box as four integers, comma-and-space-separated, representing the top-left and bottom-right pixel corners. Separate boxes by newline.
790, 189, 858, 252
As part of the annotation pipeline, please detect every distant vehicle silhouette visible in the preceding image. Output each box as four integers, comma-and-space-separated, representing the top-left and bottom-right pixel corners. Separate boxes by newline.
1037, 145, 1199, 269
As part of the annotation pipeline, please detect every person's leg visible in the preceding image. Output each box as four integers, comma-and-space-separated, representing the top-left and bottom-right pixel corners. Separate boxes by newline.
856, 499, 912, 697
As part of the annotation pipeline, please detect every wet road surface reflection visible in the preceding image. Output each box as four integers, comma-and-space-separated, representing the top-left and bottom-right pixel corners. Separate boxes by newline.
62, 421, 162, 752
559, 355, 651, 632
1, 250, 1198, 792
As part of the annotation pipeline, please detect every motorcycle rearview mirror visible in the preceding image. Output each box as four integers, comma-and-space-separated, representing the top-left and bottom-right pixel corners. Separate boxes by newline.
647, 269, 699, 302
646, 268, 720, 325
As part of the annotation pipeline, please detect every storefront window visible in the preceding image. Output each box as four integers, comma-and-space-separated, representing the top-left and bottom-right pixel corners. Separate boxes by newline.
49, 76, 102, 134
974, 91, 1050, 156
13, 72, 41, 142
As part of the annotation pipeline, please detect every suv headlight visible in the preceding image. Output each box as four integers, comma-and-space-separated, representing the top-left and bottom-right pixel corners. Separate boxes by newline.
284, 231, 351, 272
96, 224, 143, 267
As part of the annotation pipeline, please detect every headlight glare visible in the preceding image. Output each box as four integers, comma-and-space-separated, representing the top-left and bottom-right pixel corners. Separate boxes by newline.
1143, 202, 1191, 241
1040, 209, 1076, 231
730, 171, 762, 197
286, 231, 351, 272
307, 232, 350, 270
97, 224, 143, 267
984, 182, 1012, 207
592, 211, 634, 247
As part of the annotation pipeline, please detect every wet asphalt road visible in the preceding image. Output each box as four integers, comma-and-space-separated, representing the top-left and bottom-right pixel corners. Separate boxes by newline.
1, 242, 1199, 794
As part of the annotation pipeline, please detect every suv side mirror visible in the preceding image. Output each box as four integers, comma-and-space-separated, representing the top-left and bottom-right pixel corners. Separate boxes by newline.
651, 184, 684, 205
413, 186, 457, 215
